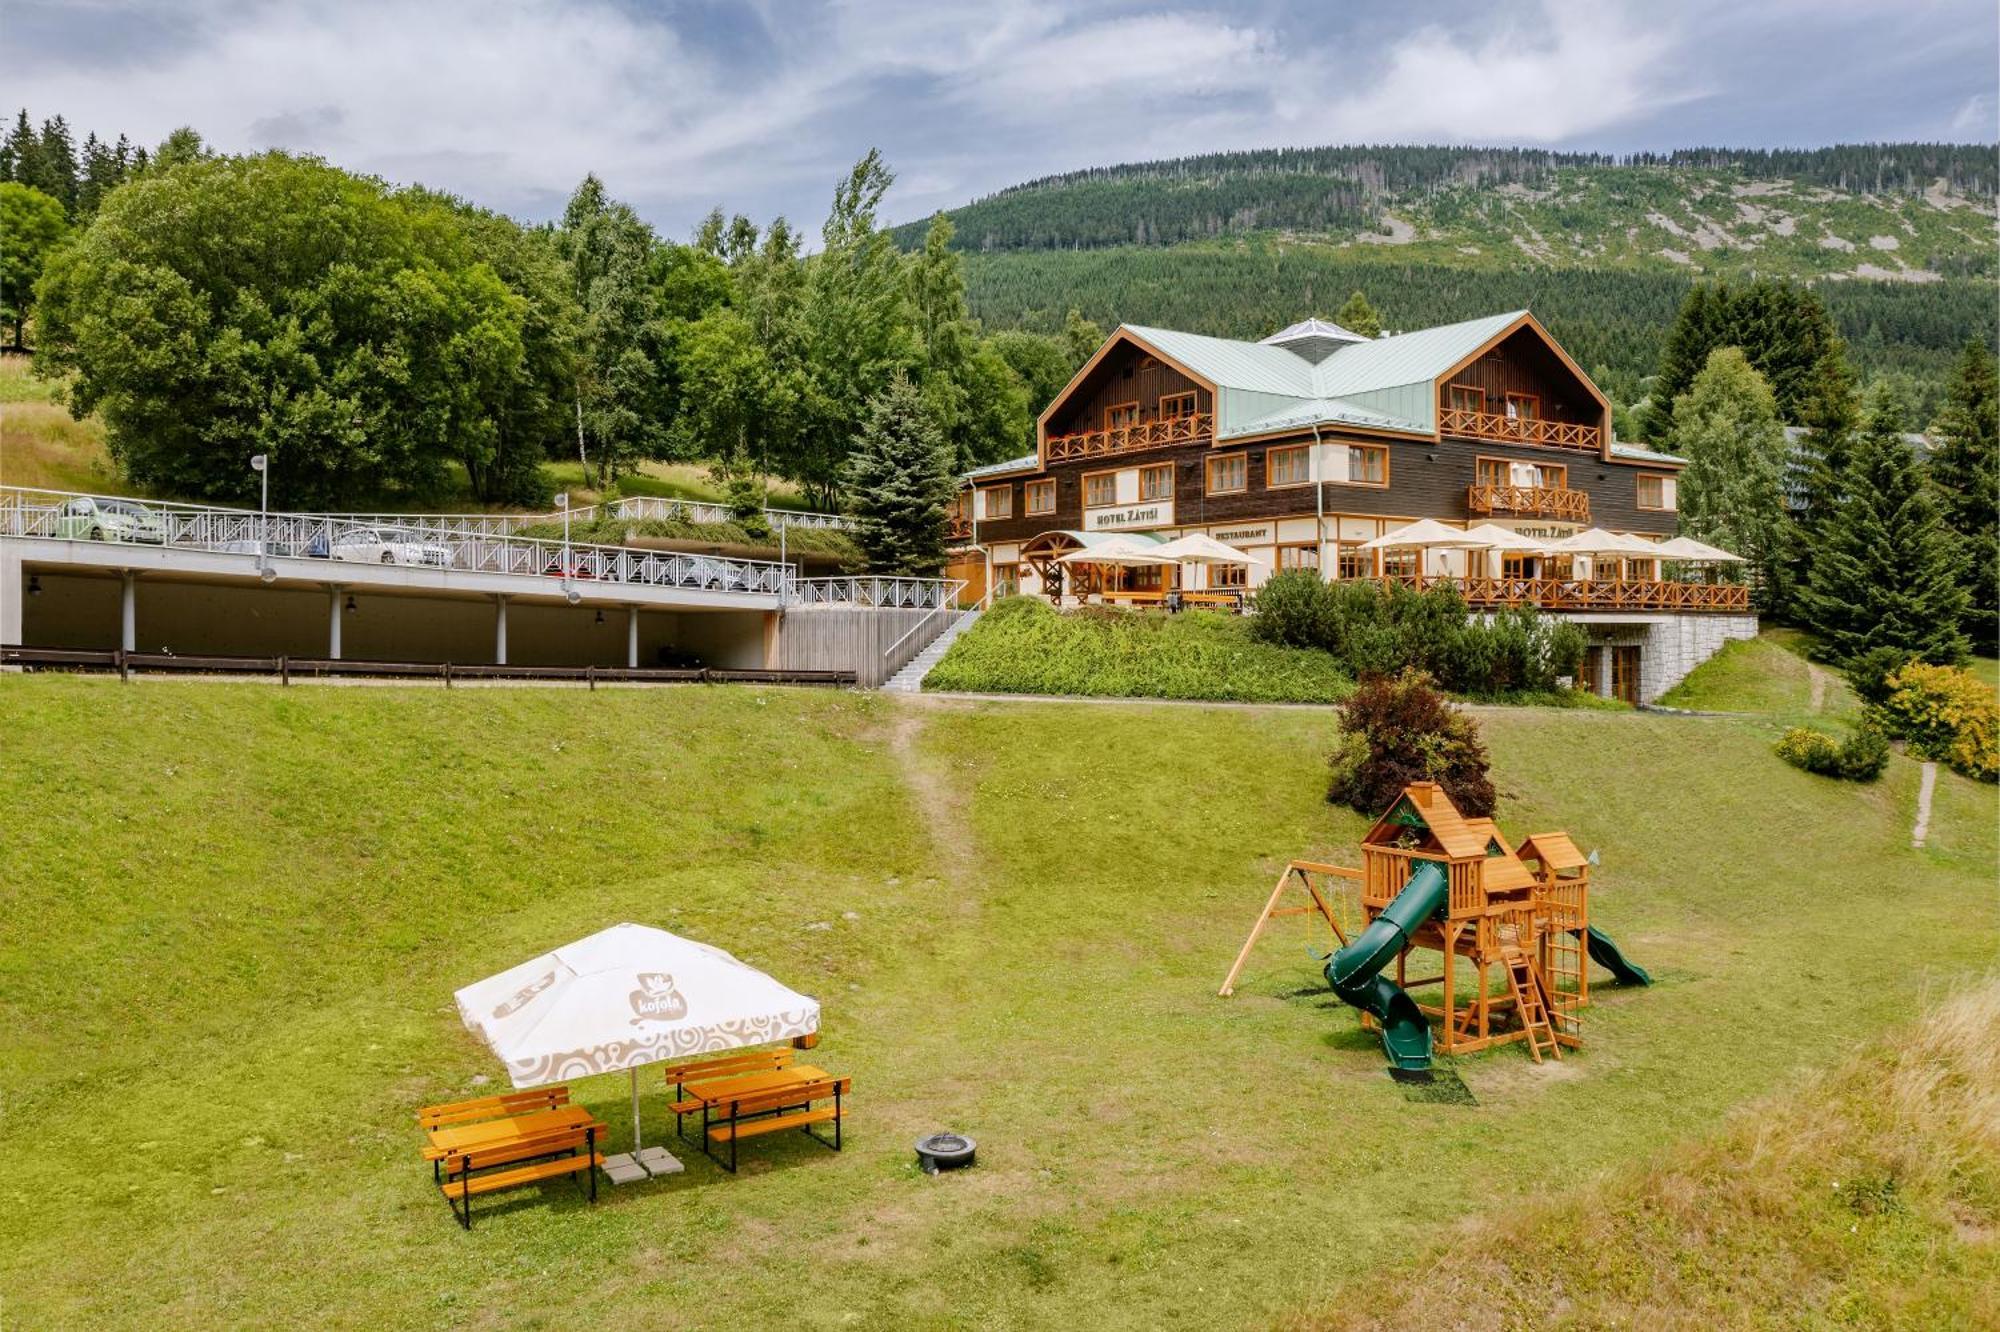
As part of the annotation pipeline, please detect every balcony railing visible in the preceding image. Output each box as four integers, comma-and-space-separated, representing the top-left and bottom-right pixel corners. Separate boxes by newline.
1389, 573, 1750, 613
1466, 484, 1590, 522
946, 514, 973, 541
1045, 412, 1212, 463
1440, 407, 1603, 453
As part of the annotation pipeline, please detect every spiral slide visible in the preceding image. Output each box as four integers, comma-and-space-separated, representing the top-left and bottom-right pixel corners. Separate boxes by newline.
1322, 859, 1449, 1071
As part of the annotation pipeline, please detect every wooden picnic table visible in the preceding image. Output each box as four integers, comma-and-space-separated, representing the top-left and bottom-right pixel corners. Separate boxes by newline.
423, 1104, 598, 1159
680, 1064, 830, 1106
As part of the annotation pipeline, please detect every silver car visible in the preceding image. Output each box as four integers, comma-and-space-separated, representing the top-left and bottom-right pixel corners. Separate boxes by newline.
329, 524, 453, 568
53, 496, 168, 544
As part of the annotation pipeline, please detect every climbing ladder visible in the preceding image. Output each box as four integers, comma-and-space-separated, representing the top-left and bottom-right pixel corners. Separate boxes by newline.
1502, 951, 1561, 1064
1540, 926, 1585, 1043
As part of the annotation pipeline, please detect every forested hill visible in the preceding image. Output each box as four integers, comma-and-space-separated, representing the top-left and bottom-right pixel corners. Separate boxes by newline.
888, 143, 1997, 281
888, 142, 1998, 411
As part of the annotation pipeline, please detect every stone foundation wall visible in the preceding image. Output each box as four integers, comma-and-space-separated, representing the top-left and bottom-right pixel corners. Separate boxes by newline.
1636, 614, 1760, 703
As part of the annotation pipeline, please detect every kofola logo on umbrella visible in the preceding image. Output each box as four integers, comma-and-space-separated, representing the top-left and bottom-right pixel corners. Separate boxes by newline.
629, 973, 688, 1024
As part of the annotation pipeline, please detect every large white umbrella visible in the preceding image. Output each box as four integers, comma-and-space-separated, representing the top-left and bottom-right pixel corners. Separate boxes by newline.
1653, 535, 1745, 562
455, 923, 818, 1168
1359, 518, 1494, 551
1543, 527, 1663, 557
1149, 533, 1269, 566
1459, 524, 1552, 552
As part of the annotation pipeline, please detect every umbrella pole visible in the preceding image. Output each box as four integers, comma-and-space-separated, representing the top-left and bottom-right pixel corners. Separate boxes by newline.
631, 1066, 642, 1153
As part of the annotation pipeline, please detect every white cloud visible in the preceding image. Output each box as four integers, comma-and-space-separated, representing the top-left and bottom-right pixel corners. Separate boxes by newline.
1949, 92, 1997, 136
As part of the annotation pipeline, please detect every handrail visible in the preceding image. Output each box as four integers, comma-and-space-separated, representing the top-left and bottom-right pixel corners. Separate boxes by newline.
0, 486, 792, 598
1440, 408, 1603, 453
1044, 413, 1213, 462
607, 495, 855, 531
881, 580, 972, 659
1386, 572, 1750, 612
1465, 483, 1590, 522
786, 575, 961, 611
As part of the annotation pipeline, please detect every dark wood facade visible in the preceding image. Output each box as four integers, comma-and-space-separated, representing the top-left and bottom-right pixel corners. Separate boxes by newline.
1438, 326, 1600, 430
1046, 352, 1211, 440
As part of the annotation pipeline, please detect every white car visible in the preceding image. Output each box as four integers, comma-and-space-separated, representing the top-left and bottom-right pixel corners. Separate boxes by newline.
329, 524, 453, 568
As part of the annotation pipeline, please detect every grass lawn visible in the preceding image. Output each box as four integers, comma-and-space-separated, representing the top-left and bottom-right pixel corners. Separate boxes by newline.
1, 674, 1994, 1328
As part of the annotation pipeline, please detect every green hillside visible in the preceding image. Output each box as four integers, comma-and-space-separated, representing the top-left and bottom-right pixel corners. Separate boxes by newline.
1, 655, 1995, 1327
891, 144, 1998, 405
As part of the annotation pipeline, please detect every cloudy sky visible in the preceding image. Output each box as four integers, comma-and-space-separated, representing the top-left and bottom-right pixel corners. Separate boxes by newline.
10, 0, 1997, 237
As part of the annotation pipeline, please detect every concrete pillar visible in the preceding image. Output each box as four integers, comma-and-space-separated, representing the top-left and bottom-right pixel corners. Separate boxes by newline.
626, 606, 640, 669
1595, 643, 1613, 698
327, 586, 344, 660
120, 571, 137, 652
494, 594, 508, 665
0, 544, 22, 649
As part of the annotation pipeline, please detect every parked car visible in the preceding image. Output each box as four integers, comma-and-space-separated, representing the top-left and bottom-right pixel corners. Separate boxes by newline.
53, 496, 168, 544
329, 524, 453, 568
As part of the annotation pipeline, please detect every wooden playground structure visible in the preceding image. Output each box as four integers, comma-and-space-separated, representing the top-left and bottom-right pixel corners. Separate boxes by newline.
1221, 782, 1626, 1064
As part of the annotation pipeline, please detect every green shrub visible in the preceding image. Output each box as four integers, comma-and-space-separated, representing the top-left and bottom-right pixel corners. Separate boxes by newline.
1843, 645, 1915, 709
1327, 669, 1497, 816
1775, 724, 1890, 782
1876, 662, 1998, 782
924, 596, 1351, 703
1252, 575, 1588, 699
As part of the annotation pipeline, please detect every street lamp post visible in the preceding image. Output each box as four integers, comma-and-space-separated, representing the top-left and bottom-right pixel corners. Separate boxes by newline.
250, 454, 271, 580
556, 492, 573, 600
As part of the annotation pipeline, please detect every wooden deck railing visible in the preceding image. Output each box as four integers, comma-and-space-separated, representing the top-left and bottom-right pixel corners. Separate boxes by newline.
1440, 407, 1603, 453
1466, 484, 1590, 522
1045, 413, 1213, 462
946, 514, 972, 541
1390, 574, 1751, 613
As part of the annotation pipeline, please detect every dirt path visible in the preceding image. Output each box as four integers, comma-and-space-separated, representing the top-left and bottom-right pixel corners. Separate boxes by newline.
1911, 760, 1939, 849
1806, 661, 1832, 712
885, 705, 980, 886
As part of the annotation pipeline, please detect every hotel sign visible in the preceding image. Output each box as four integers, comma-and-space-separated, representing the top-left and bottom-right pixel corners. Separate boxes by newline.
1085, 501, 1173, 532
1208, 523, 1273, 546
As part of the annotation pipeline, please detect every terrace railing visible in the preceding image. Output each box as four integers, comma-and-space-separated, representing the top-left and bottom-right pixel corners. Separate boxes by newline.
1439, 407, 1603, 453
787, 575, 961, 611
0, 487, 793, 599
1044, 412, 1213, 463
1465, 484, 1590, 523
1389, 572, 1750, 613
607, 495, 855, 531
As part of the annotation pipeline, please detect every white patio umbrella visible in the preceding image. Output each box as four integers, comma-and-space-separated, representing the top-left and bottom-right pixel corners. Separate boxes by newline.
1459, 524, 1552, 552
1543, 527, 1664, 557
1358, 518, 1494, 551
1652, 535, 1746, 562
454, 923, 819, 1172
1149, 533, 1269, 566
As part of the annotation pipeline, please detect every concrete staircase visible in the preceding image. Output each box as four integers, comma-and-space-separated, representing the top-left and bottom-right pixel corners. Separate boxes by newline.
881, 608, 983, 692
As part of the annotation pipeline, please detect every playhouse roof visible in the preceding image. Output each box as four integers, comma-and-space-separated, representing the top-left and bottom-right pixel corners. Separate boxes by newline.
1464, 818, 1540, 892
1363, 782, 1489, 859
1518, 831, 1589, 871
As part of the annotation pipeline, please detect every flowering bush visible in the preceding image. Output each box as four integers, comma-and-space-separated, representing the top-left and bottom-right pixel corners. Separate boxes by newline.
1775, 725, 1889, 782
1876, 662, 1998, 783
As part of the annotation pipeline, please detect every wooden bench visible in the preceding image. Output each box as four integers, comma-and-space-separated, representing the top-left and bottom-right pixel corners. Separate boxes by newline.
703, 1076, 849, 1174
664, 1049, 795, 1136
439, 1124, 603, 1230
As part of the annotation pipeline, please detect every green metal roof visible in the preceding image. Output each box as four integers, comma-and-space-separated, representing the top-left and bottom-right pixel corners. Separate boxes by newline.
1124, 310, 1530, 440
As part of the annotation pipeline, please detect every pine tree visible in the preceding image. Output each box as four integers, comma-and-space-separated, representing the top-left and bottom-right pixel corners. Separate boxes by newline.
1334, 289, 1382, 338
1669, 347, 1793, 614
1783, 339, 1861, 602
1799, 384, 1969, 663
842, 372, 954, 575
35, 115, 78, 213
1, 110, 39, 187
1926, 339, 1999, 651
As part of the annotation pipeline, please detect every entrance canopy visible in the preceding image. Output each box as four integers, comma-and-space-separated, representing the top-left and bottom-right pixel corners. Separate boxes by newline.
455, 922, 819, 1089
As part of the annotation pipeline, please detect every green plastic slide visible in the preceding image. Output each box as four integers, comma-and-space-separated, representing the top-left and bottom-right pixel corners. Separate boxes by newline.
1582, 925, 1652, 986
1324, 859, 1449, 1071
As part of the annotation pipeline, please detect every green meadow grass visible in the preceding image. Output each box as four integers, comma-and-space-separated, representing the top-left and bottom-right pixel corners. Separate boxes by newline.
0, 671, 1992, 1328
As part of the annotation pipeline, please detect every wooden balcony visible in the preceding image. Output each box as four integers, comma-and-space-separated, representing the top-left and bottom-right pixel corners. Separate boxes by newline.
1466, 484, 1590, 523
946, 514, 973, 541
1390, 573, 1751, 613
1440, 407, 1603, 453
1045, 412, 1212, 463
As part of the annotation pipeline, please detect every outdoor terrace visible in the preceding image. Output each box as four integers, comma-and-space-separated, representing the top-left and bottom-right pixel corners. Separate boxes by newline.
1392, 573, 1751, 613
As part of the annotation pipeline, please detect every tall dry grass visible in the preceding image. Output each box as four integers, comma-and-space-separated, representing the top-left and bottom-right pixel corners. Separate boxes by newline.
1294, 979, 2000, 1331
